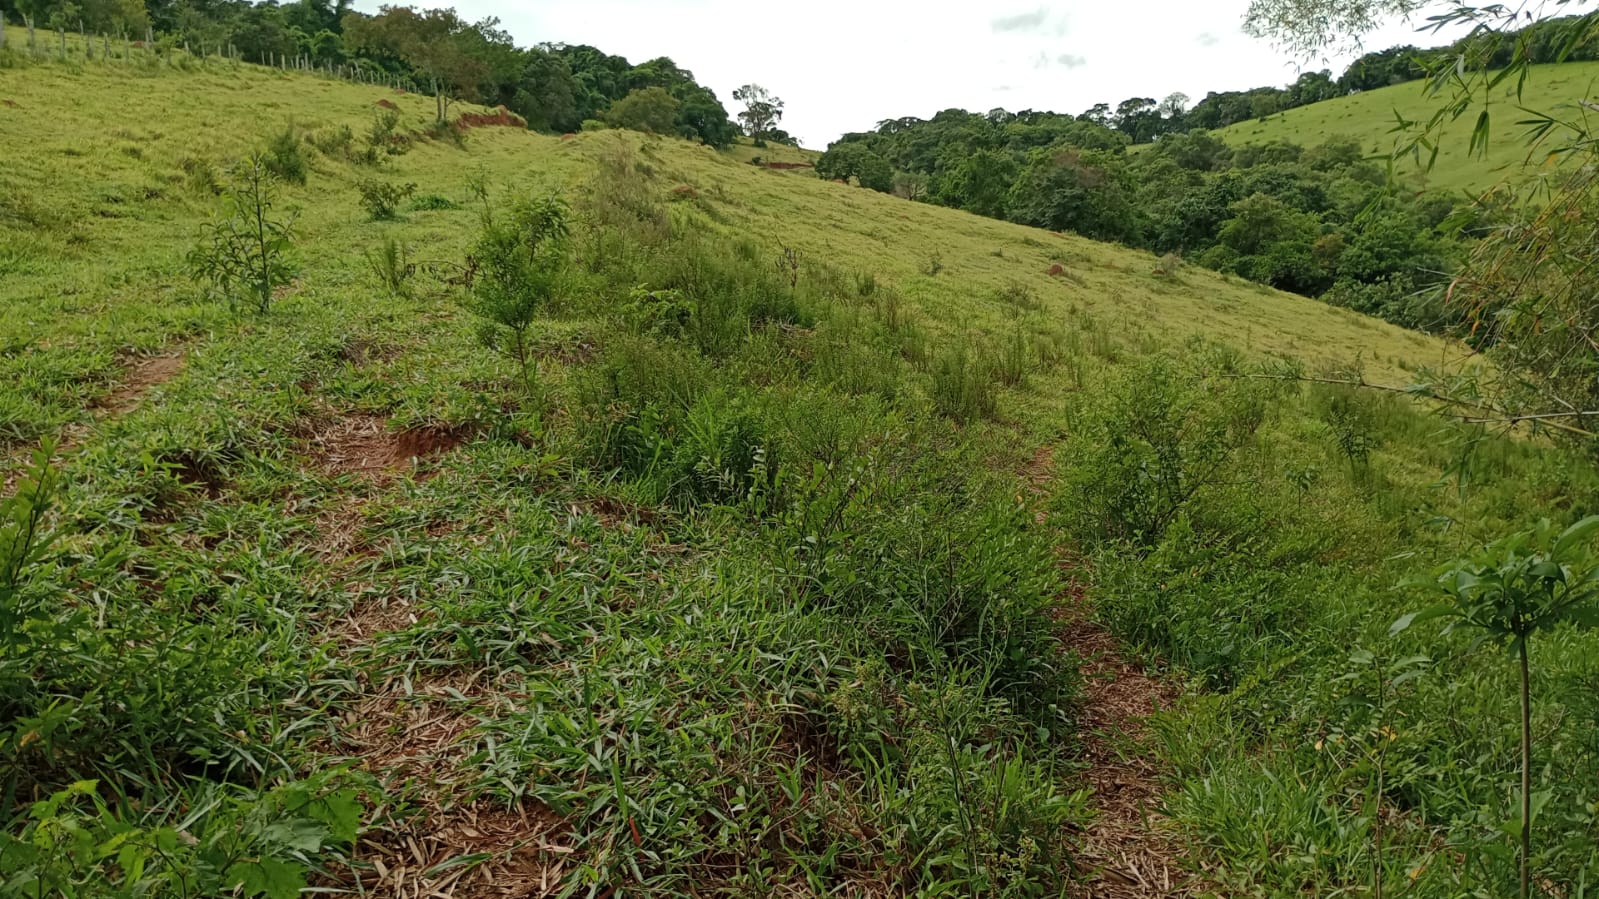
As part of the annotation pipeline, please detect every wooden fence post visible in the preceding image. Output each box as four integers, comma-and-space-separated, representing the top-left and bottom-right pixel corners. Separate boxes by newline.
58, 28, 65, 60
0, 12, 7, 51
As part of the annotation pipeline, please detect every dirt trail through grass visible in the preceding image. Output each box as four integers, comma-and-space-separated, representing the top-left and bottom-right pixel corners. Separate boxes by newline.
1028, 446, 1197, 898
302, 428, 571, 897
2, 347, 188, 494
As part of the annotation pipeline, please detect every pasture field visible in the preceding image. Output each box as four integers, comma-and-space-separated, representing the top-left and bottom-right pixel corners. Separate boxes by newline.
2, 51, 1596, 897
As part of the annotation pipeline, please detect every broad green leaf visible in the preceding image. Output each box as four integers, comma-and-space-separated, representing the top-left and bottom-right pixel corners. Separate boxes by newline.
308, 788, 362, 844
1390, 604, 1453, 637
1553, 515, 1599, 557
228, 857, 305, 899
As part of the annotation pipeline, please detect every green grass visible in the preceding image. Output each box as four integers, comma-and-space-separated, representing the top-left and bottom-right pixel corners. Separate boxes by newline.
1213, 60, 1599, 194
3, 49, 1598, 898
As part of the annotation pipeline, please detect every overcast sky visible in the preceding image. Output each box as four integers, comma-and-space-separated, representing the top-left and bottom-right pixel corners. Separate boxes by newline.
376, 1, 1447, 147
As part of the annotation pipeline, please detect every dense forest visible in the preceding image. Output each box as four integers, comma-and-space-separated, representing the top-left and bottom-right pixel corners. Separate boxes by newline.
821, 119, 1464, 331
0, 0, 771, 146
814, 18, 1599, 332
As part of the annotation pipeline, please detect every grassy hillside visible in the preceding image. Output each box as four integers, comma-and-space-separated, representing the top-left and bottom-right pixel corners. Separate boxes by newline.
4, 51, 1599, 898
1215, 60, 1599, 193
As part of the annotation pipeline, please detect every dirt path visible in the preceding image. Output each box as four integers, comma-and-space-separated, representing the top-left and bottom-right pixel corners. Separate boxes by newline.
1026, 446, 1197, 898
303, 417, 571, 898
2, 348, 188, 494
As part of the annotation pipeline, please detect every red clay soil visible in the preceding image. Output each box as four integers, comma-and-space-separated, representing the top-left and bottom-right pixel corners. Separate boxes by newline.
101, 353, 185, 415
375, 98, 398, 110
455, 106, 526, 130
309, 414, 467, 481
1048, 263, 1067, 277
1026, 445, 1198, 898
2, 99, 18, 108
762, 161, 814, 170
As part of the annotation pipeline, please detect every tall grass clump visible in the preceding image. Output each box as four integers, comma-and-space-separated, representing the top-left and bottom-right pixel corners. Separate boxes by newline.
930, 346, 998, 422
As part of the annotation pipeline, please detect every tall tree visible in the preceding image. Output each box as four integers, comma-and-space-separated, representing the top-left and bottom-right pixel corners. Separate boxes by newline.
732, 84, 785, 147
342, 5, 489, 122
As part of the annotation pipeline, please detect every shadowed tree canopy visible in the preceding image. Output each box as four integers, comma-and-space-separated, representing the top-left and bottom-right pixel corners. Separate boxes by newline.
342, 5, 492, 121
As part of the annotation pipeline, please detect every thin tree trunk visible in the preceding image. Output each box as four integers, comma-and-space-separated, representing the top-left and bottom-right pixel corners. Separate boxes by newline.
1518, 639, 1532, 899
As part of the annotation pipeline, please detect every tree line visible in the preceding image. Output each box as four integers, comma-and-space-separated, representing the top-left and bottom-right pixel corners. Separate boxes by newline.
819, 116, 1464, 331
0, 0, 766, 146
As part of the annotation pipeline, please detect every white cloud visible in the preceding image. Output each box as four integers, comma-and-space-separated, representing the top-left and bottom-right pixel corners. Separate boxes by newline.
1056, 53, 1087, 69
370, 0, 1452, 148
1197, 32, 1221, 47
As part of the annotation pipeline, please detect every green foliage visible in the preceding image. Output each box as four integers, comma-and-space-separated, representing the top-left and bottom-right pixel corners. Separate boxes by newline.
364, 235, 413, 297
408, 193, 459, 211
603, 86, 680, 135
732, 83, 784, 146
815, 143, 893, 192
187, 153, 297, 314
930, 346, 997, 423
1395, 517, 1599, 899
0, 775, 361, 899
1057, 356, 1268, 547
354, 177, 416, 220
0, 441, 57, 667
306, 124, 354, 158
365, 108, 404, 160
465, 191, 570, 396
262, 124, 306, 185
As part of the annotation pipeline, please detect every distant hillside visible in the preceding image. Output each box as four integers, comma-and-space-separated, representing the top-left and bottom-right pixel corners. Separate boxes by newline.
1214, 60, 1599, 194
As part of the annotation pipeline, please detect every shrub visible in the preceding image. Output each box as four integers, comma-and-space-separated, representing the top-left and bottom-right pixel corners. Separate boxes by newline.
996, 280, 1040, 310
409, 194, 459, 211
603, 87, 680, 134
263, 124, 307, 185
307, 124, 354, 158
368, 109, 400, 146
187, 153, 297, 314
466, 192, 570, 396
425, 117, 464, 147
355, 178, 416, 221
989, 329, 1028, 388
177, 156, 220, 196
1055, 358, 1269, 546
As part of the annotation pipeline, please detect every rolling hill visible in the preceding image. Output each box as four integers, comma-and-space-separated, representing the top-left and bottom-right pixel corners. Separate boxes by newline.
4, 50, 1599, 899
1214, 60, 1599, 194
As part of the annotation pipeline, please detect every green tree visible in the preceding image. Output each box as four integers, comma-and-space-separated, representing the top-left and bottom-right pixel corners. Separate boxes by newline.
1006, 149, 1139, 243
467, 192, 570, 398
732, 83, 785, 147
512, 48, 580, 133
815, 143, 893, 192
603, 86, 680, 134
935, 148, 1017, 218
673, 84, 738, 148
341, 5, 490, 123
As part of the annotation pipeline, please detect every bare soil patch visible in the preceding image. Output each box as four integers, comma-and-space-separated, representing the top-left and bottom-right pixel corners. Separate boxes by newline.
101, 351, 185, 416
1058, 588, 1193, 898
310, 414, 468, 481
352, 800, 573, 898
455, 106, 526, 130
